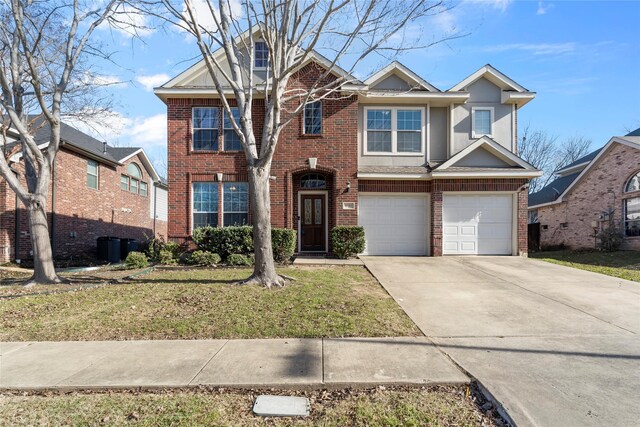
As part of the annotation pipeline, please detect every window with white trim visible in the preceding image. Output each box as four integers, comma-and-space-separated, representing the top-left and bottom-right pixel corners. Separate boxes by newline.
254, 41, 269, 69
87, 160, 98, 189
120, 175, 129, 191
624, 171, 640, 237
471, 107, 493, 138
140, 182, 148, 197
303, 101, 322, 135
364, 107, 424, 155
223, 182, 249, 226
193, 107, 219, 151
193, 182, 218, 228
223, 107, 243, 151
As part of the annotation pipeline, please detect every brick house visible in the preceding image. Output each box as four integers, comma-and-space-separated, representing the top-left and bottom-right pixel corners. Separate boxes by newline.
155, 35, 541, 256
0, 119, 168, 263
528, 129, 640, 250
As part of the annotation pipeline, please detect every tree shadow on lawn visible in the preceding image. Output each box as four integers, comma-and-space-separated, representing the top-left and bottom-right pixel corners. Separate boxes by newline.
534, 250, 640, 269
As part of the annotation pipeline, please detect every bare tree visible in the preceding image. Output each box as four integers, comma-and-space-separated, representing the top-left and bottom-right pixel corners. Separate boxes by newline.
142, 0, 456, 287
519, 125, 591, 193
0, 0, 123, 286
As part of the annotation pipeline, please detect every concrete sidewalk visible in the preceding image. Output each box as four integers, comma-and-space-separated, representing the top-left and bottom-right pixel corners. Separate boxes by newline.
0, 337, 468, 390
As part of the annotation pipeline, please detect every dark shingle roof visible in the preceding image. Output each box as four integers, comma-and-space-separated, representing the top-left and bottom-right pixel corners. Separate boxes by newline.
626, 127, 640, 137
107, 147, 140, 161
529, 172, 580, 207
557, 148, 602, 172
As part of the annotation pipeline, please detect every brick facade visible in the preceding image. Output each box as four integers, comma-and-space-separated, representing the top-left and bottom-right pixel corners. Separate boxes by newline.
537, 142, 640, 250
0, 148, 167, 263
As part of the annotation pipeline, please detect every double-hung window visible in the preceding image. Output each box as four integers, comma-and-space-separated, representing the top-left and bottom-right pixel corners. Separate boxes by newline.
87, 160, 98, 189
254, 41, 269, 69
364, 107, 424, 155
223, 182, 249, 226
121, 175, 129, 191
223, 107, 243, 151
624, 171, 640, 237
303, 101, 322, 135
471, 107, 493, 138
193, 182, 218, 228
140, 182, 148, 197
193, 107, 219, 151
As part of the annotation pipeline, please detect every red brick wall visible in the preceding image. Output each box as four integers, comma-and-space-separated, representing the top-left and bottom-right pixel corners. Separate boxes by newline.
0, 177, 17, 262
166, 63, 359, 251
537, 142, 640, 250
0, 148, 167, 261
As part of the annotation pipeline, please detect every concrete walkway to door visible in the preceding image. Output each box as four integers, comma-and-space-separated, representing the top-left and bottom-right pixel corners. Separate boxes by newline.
362, 256, 640, 427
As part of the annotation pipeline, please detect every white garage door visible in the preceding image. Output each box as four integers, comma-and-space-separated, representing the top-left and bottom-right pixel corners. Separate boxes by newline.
358, 194, 429, 255
443, 194, 513, 255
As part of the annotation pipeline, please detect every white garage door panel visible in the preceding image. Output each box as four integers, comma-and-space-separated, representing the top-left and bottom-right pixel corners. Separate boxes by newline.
358, 194, 429, 256
443, 194, 513, 255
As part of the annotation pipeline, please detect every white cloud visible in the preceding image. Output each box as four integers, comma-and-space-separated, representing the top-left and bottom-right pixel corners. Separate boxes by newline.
484, 42, 577, 56
136, 74, 170, 91
181, 0, 243, 33
464, 0, 513, 13
104, 4, 154, 38
537, 1, 554, 15
80, 72, 126, 88
127, 114, 167, 148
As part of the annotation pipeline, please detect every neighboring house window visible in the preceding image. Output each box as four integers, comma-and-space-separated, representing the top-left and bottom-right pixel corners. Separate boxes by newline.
87, 160, 98, 189
303, 101, 322, 135
254, 41, 269, 69
471, 107, 493, 138
130, 178, 139, 194
223, 107, 243, 151
364, 107, 424, 154
120, 162, 146, 196
120, 175, 129, 191
223, 182, 249, 226
193, 182, 218, 228
193, 107, 219, 151
528, 209, 539, 224
301, 173, 326, 189
140, 182, 148, 197
127, 163, 142, 179
624, 171, 640, 237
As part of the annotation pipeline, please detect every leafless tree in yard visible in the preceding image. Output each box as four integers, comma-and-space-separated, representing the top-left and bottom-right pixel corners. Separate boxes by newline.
519, 125, 591, 193
0, 0, 126, 286
141, 0, 458, 288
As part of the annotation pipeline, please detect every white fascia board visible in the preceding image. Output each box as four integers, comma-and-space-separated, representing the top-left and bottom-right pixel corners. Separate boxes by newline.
9, 141, 50, 162
360, 92, 469, 102
528, 200, 563, 209
501, 91, 536, 107
449, 64, 528, 92
135, 149, 161, 182
556, 162, 589, 176
364, 61, 440, 92
432, 170, 544, 178
357, 173, 431, 179
438, 136, 538, 171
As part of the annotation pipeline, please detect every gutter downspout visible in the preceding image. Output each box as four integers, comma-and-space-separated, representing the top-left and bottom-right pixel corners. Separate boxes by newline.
153, 183, 157, 236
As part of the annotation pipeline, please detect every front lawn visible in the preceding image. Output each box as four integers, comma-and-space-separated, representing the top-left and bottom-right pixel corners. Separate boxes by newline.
0, 266, 421, 341
531, 250, 640, 282
0, 386, 500, 427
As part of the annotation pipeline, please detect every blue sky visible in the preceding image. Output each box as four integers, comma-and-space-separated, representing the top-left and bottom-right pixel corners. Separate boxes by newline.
90, 0, 640, 175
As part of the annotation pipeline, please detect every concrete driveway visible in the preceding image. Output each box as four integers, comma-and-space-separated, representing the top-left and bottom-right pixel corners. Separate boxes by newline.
362, 256, 640, 427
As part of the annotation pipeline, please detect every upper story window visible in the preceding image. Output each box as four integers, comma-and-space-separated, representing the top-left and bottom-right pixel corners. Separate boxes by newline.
193, 182, 218, 229
127, 163, 142, 179
301, 173, 326, 189
254, 41, 269, 69
223, 107, 243, 151
87, 160, 98, 189
193, 107, 219, 151
223, 182, 249, 226
364, 107, 424, 155
471, 107, 493, 138
303, 101, 322, 135
624, 171, 640, 237
121, 162, 147, 197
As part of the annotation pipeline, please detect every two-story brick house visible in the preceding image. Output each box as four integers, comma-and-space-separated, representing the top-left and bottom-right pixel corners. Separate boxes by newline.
155, 39, 540, 257
0, 119, 168, 263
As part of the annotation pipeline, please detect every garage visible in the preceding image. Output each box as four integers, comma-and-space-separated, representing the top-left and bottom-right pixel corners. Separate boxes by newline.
442, 194, 513, 255
358, 194, 430, 255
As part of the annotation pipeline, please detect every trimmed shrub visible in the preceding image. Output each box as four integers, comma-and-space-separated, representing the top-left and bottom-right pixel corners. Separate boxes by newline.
146, 236, 186, 263
124, 251, 148, 269
226, 253, 253, 266
188, 250, 221, 266
157, 249, 177, 265
192, 226, 253, 259
331, 226, 365, 259
598, 222, 624, 252
271, 228, 297, 263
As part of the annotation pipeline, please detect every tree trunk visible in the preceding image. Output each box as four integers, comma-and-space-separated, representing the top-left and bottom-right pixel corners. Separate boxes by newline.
24, 197, 62, 287
243, 165, 286, 288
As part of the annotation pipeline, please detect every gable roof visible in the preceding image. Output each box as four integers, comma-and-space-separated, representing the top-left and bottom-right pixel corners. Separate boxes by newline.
626, 127, 640, 137
364, 61, 440, 92
449, 64, 529, 92
528, 172, 581, 207
529, 135, 640, 208
555, 148, 602, 175
434, 136, 541, 178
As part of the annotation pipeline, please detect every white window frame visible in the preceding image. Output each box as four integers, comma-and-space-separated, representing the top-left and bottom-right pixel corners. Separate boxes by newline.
87, 159, 99, 190
254, 40, 269, 70
303, 101, 322, 135
223, 107, 243, 151
471, 106, 494, 138
363, 106, 426, 156
191, 182, 219, 232
624, 196, 640, 238
140, 181, 148, 197
192, 106, 219, 151
221, 182, 249, 227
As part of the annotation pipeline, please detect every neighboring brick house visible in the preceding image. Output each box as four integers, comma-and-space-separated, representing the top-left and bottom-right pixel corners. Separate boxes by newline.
0, 119, 168, 263
155, 32, 540, 256
529, 129, 640, 250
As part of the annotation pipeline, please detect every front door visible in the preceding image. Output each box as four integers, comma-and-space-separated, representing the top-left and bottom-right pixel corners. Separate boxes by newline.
300, 194, 326, 251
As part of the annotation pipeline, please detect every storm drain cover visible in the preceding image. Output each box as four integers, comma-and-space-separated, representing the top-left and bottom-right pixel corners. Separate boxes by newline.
253, 395, 310, 417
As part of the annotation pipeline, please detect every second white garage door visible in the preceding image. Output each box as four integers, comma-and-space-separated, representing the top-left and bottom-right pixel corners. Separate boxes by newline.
358, 194, 430, 255
443, 194, 513, 255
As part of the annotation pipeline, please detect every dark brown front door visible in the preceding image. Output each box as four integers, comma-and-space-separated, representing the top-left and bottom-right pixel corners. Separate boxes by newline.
300, 194, 325, 251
